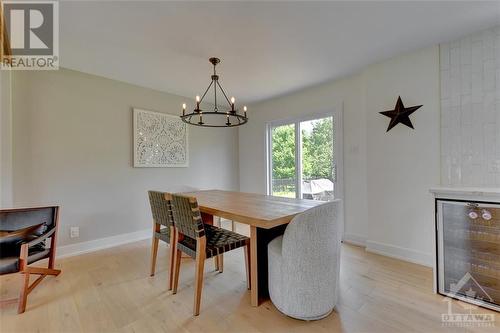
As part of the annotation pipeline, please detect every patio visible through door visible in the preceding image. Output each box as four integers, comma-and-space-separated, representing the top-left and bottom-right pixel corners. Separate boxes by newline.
267, 112, 342, 203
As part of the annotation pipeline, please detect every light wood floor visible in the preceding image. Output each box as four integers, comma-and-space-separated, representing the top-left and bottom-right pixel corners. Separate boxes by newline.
1, 231, 498, 332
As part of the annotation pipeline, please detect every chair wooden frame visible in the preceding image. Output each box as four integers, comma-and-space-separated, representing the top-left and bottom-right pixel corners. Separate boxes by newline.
148, 191, 177, 291
213, 216, 227, 273
170, 196, 250, 316
149, 191, 220, 291
150, 224, 176, 290
213, 216, 236, 272
0, 206, 61, 314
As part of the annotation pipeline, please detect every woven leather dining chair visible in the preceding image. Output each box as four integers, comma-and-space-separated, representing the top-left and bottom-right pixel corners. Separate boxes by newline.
148, 187, 221, 289
169, 193, 251, 316
147, 191, 176, 290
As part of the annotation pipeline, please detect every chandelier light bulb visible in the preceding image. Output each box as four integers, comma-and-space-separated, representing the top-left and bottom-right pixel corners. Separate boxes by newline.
195, 95, 201, 111
230, 97, 235, 112
182, 103, 186, 110
244, 106, 247, 112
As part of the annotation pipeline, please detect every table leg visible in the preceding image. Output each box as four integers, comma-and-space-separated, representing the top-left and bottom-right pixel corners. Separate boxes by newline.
202, 216, 286, 307
250, 226, 258, 306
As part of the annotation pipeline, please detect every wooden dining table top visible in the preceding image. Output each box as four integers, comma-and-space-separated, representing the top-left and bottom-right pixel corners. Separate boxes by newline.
181, 190, 325, 229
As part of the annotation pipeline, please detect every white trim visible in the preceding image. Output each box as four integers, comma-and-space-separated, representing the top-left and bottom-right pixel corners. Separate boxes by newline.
366, 240, 433, 267
267, 110, 340, 127
265, 122, 273, 195
334, 104, 345, 239
55, 227, 434, 269
57, 228, 151, 258
265, 105, 345, 239
430, 187, 500, 201
295, 122, 302, 199
342, 233, 367, 247
265, 108, 343, 193
436, 200, 444, 294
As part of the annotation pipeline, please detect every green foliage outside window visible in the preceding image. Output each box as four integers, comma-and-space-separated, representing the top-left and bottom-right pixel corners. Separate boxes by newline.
271, 124, 296, 180
271, 117, 334, 181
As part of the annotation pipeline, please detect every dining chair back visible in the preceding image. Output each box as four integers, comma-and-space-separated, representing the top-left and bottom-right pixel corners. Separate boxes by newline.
148, 191, 173, 229
169, 193, 250, 316
169, 194, 205, 239
267, 200, 341, 320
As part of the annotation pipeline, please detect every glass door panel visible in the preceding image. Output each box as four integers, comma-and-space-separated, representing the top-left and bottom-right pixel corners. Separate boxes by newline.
438, 200, 500, 311
300, 116, 334, 201
271, 123, 296, 198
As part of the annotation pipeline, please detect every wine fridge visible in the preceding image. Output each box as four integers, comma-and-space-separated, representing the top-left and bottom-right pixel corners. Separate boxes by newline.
436, 199, 500, 312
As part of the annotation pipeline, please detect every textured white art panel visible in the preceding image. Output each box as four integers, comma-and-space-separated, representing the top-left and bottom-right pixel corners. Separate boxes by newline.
440, 26, 500, 186
133, 108, 188, 167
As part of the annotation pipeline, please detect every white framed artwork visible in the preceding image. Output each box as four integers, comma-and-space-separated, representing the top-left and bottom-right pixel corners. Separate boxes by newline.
133, 108, 189, 167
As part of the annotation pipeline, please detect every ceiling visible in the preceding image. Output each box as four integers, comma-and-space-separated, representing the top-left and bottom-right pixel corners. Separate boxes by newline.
60, 1, 500, 104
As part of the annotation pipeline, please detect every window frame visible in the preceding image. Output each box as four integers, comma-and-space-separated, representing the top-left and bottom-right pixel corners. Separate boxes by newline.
266, 109, 342, 200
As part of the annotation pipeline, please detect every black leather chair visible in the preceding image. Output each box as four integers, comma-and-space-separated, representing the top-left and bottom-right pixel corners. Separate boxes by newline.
0, 206, 61, 313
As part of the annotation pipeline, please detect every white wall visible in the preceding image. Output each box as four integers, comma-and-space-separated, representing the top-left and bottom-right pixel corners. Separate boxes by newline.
364, 47, 440, 266
10, 68, 240, 246
239, 73, 368, 242
239, 46, 440, 266
440, 26, 500, 186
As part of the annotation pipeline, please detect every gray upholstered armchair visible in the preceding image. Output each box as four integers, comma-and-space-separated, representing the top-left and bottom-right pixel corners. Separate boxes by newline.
0, 206, 61, 313
268, 200, 341, 320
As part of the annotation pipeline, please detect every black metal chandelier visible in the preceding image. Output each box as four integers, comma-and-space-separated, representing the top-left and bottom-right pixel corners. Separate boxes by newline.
180, 57, 248, 128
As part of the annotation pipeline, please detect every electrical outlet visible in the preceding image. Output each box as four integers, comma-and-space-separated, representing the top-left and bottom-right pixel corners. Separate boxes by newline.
70, 226, 79, 238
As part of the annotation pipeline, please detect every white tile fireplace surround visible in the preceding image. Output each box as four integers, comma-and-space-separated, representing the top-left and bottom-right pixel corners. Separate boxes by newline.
440, 26, 500, 187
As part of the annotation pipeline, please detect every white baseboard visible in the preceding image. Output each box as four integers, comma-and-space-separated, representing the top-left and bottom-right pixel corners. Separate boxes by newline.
342, 233, 367, 247
365, 240, 433, 267
55, 229, 432, 268
56, 228, 151, 258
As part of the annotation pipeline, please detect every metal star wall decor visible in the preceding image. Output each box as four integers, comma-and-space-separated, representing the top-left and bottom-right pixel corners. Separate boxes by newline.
379, 96, 423, 132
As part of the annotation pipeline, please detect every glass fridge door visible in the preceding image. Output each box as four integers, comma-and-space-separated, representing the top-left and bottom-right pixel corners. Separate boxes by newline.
437, 200, 500, 311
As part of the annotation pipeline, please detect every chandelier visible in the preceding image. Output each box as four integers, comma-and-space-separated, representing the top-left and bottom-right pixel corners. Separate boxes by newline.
180, 57, 248, 127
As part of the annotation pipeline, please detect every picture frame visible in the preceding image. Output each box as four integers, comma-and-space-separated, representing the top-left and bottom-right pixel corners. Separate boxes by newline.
133, 108, 189, 167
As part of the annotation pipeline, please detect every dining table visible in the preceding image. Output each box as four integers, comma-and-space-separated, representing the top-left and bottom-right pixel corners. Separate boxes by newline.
183, 189, 326, 306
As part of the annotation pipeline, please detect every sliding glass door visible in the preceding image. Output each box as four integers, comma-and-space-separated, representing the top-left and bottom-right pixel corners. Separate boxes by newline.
268, 113, 340, 202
